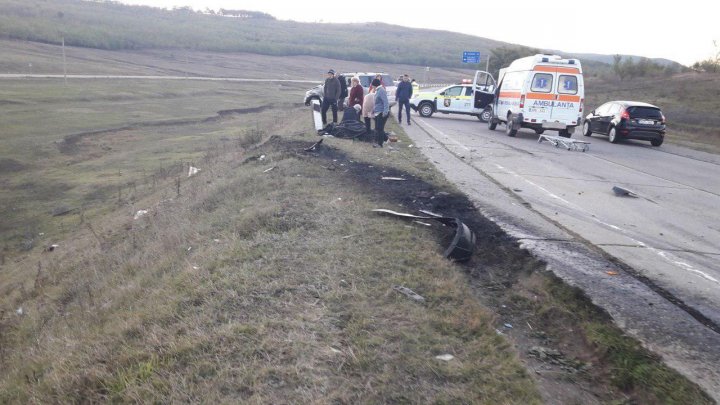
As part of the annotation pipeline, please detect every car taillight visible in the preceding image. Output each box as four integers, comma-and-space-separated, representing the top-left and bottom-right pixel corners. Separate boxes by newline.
579, 98, 584, 112
660, 113, 666, 124
620, 110, 630, 120
519, 94, 525, 108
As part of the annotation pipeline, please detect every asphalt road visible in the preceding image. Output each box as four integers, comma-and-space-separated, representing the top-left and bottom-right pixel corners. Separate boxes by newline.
404, 112, 720, 399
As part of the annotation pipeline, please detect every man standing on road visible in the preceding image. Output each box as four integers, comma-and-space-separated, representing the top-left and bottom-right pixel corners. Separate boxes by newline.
322, 69, 341, 125
396, 74, 413, 125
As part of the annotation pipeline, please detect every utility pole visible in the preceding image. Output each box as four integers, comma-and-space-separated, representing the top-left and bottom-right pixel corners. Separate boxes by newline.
62, 37, 67, 85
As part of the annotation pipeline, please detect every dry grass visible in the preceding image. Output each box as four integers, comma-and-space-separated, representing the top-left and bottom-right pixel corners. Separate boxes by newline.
0, 107, 541, 403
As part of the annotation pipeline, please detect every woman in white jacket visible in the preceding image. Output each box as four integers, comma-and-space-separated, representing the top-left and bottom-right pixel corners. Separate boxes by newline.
361, 86, 375, 135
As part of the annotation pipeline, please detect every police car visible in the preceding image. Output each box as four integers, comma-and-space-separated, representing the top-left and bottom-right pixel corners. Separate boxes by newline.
410, 71, 496, 122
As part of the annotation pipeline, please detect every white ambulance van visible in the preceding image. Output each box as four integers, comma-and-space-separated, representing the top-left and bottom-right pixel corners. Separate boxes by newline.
488, 54, 584, 137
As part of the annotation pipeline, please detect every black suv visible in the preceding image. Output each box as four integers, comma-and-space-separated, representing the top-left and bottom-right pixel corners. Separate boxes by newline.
583, 101, 666, 146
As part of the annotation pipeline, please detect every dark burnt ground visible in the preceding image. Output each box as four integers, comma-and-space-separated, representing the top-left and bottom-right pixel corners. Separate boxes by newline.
261, 135, 713, 405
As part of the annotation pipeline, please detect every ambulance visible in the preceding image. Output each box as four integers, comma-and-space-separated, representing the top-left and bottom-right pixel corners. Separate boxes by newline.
488, 54, 584, 137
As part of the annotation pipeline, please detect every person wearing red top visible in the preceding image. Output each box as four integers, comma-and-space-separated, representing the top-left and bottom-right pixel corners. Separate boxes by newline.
348, 77, 364, 108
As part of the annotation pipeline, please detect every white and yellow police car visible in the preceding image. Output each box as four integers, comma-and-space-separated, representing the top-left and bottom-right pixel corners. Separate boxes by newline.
410, 71, 496, 122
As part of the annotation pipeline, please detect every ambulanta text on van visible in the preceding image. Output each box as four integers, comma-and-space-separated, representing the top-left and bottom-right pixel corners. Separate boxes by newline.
488, 54, 584, 138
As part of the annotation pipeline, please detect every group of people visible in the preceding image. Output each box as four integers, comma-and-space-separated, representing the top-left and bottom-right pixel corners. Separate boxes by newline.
321, 69, 414, 147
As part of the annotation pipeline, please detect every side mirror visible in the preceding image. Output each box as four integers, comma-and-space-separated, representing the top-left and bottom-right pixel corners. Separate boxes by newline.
591, 110, 596, 115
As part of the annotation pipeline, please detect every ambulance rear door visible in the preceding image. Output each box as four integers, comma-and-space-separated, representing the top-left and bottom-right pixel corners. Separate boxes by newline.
525, 68, 556, 124
550, 67, 583, 126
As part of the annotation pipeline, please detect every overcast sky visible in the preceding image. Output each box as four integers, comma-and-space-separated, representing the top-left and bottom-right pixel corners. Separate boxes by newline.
119, 0, 718, 66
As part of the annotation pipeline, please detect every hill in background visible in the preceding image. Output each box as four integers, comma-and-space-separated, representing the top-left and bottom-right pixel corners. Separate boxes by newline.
0, 0, 683, 71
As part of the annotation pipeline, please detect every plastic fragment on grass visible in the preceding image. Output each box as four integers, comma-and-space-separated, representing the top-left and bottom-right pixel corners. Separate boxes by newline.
373, 209, 476, 262
134, 210, 148, 220
381, 177, 406, 181
304, 139, 323, 152
393, 285, 425, 303
188, 166, 200, 177
435, 354, 454, 361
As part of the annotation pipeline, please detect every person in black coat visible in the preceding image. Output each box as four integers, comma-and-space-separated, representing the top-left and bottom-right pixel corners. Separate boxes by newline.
395, 74, 413, 125
336, 74, 349, 111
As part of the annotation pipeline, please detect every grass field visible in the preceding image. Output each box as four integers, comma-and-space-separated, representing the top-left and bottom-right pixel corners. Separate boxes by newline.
0, 78, 307, 252
0, 85, 546, 402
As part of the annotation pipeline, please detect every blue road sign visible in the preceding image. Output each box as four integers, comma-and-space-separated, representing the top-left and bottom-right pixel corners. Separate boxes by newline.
462, 51, 481, 64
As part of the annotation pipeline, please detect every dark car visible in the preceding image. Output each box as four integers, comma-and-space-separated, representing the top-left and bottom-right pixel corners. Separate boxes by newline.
582, 101, 666, 146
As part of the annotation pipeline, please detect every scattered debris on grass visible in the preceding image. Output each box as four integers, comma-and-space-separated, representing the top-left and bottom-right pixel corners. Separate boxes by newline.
528, 346, 591, 374
46, 244, 59, 252
133, 210, 148, 220
263, 166, 276, 173
373, 209, 476, 261
393, 285, 426, 303
187, 166, 200, 177
51, 206, 74, 217
381, 177, 406, 181
304, 139, 323, 152
435, 354, 455, 361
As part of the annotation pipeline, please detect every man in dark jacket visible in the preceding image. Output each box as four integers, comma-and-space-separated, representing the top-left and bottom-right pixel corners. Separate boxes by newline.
336, 74, 348, 111
395, 74, 413, 125
322, 69, 341, 125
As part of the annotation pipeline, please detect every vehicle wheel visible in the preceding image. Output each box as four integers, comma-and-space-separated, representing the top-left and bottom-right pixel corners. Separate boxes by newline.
505, 113, 517, 137
488, 117, 497, 131
478, 107, 493, 123
583, 121, 592, 137
418, 102, 434, 118
534, 129, 545, 135
650, 138, 664, 146
608, 127, 620, 143
558, 128, 572, 138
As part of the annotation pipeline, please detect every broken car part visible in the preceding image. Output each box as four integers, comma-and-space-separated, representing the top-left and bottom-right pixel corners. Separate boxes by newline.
372, 209, 476, 262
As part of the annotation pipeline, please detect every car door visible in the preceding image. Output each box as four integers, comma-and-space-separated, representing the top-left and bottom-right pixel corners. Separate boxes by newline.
550, 73, 582, 124
472, 70, 496, 110
589, 103, 610, 133
436, 86, 464, 113
599, 103, 620, 134
450, 87, 474, 112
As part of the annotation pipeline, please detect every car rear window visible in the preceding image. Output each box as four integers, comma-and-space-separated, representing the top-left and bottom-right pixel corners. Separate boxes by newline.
382, 75, 395, 87
627, 106, 662, 119
357, 76, 372, 88
531, 73, 553, 93
558, 75, 578, 94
